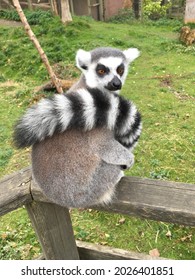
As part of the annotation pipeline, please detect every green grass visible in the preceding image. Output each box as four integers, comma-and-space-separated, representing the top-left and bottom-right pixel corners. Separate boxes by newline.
0, 11, 194, 259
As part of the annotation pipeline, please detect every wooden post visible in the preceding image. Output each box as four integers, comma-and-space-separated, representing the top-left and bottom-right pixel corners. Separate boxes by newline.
99, 0, 104, 21
133, 0, 142, 19
50, 0, 59, 16
184, 0, 195, 23
139, 0, 143, 20
26, 201, 80, 260
60, 0, 72, 23
87, 0, 92, 16
69, 0, 74, 15
27, 0, 33, 10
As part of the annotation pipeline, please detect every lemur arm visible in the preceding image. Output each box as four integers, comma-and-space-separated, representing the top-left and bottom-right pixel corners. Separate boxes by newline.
14, 88, 142, 149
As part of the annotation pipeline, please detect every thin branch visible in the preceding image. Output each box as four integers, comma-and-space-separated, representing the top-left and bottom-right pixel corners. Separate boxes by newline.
12, 0, 63, 94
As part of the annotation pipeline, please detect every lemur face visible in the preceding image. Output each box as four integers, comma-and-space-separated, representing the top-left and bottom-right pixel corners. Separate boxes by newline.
76, 47, 140, 93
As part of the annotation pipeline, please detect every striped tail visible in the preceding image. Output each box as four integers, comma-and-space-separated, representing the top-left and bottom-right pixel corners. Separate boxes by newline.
13, 87, 142, 149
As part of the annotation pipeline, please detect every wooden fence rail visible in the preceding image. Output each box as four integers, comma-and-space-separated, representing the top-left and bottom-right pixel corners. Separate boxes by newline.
0, 166, 195, 259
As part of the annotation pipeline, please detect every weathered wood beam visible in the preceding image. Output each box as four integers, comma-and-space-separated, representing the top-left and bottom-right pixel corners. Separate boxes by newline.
93, 176, 195, 226
19, 2, 50, 11
0, 167, 32, 216
26, 201, 79, 260
36, 241, 167, 260
76, 241, 166, 260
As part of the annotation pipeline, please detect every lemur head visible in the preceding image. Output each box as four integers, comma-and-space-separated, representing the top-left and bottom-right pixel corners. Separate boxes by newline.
76, 47, 140, 93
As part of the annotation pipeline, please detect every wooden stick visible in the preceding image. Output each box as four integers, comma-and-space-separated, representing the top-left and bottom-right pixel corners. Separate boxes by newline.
12, 0, 63, 94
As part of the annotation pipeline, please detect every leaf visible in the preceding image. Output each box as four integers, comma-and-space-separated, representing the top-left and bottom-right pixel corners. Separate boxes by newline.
180, 234, 192, 242
118, 218, 126, 224
1, 233, 7, 239
149, 248, 160, 257
100, 242, 108, 246
166, 230, 172, 238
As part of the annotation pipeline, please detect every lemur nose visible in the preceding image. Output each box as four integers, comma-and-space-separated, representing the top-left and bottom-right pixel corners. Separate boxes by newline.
112, 76, 122, 90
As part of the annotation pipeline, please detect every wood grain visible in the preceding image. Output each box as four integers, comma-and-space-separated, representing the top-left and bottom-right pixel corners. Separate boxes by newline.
26, 201, 79, 260
0, 167, 32, 216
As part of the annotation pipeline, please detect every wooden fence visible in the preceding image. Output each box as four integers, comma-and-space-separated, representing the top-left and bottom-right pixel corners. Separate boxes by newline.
0, 166, 195, 260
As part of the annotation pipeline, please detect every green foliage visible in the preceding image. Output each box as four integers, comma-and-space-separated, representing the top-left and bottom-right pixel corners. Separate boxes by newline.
0, 13, 94, 81
0, 9, 53, 25
144, 17, 183, 31
150, 169, 170, 179
0, 209, 41, 259
107, 8, 135, 23
143, 0, 172, 20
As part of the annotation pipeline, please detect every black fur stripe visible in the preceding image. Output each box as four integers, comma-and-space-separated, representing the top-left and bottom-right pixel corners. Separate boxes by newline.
66, 94, 86, 129
13, 120, 35, 148
88, 88, 111, 127
132, 111, 142, 133
115, 96, 131, 131
118, 135, 140, 149
118, 110, 142, 138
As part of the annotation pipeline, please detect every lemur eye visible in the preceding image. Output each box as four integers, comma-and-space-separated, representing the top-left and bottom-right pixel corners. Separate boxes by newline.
117, 67, 124, 76
97, 69, 106, 75
96, 64, 109, 77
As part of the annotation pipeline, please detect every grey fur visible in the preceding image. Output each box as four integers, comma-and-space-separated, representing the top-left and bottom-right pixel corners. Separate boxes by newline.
32, 128, 134, 208
90, 47, 126, 62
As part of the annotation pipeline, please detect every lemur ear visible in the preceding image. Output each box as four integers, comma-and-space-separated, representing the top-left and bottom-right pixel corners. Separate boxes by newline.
123, 48, 140, 64
76, 49, 91, 71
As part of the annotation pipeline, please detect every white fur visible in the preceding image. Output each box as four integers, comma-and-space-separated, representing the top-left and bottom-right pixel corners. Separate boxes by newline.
23, 99, 56, 141
76, 49, 91, 71
84, 57, 124, 90
77, 88, 96, 130
123, 48, 140, 63
107, 93, 119, 130
54, 94, 74, 131
98, 57, 123, 71
118, 102, 138, 136
120, 123, 142, 149
98, 187, 115, 205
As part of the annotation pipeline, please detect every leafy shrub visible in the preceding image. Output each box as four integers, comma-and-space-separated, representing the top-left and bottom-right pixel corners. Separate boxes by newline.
143, 0, 172, 20
107, 8, 135, 23
0, 9, 53, 25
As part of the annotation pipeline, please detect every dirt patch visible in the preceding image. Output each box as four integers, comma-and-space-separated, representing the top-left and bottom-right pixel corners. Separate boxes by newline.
0, 80, 20, 87
0, 80, 21, 97
172, 91, 195, 101
159, 75, 194, 101
160, 76, 173, 87
0, 19, 22, 27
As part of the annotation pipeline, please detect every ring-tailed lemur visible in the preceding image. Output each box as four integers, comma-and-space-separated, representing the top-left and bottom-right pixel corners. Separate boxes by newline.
14, 47, 142, 151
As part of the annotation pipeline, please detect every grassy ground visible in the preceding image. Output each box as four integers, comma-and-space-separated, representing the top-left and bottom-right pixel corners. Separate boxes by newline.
0, 11, 194, 259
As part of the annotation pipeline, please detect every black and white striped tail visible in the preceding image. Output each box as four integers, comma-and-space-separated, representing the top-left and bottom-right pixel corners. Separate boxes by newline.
14, 88, 142, 149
